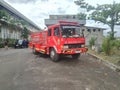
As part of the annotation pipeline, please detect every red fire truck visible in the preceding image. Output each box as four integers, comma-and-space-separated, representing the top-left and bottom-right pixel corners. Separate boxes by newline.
29, 21, 88, 61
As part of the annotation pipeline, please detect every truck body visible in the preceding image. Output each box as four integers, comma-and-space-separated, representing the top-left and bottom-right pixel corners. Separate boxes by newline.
29, 21, 88, 61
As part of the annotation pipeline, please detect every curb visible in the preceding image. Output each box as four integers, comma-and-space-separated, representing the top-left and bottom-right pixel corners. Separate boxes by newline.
87, 52, 120, 72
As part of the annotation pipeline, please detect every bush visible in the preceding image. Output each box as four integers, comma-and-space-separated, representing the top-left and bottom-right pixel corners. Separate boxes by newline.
114, 39, 120, 49
102, 37, 120, 55
89, 37, 96, 48
0, 38, 4, 48
0, 38, 16, 48
102, 37, 112, 55
0, 43, 4, 48
7, 38, 16, 47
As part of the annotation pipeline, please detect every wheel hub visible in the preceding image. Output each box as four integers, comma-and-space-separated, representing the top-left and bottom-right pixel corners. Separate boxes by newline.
50, 50, 55, 58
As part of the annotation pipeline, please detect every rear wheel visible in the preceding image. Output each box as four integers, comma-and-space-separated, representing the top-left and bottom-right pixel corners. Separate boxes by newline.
72, 54, 80, 59
50, 48, 59, 62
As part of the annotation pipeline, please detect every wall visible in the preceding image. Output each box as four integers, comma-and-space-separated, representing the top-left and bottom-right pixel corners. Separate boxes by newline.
0, 24, 21, 39
81, 26, 104, 46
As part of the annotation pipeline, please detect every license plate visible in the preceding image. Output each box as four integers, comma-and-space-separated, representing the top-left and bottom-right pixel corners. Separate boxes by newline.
75, 50, 80, 53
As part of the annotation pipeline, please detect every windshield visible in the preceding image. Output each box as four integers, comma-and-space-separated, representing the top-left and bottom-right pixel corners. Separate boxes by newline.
61, 25, 84, 38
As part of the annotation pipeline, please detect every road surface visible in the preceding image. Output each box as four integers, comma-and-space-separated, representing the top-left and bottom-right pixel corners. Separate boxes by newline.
0, 48, 120, 90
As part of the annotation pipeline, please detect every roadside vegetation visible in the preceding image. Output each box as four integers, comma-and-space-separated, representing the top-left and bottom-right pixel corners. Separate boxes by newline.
0, 38, 16, 48
74, 0, 120, 66
88, 33, 120, 66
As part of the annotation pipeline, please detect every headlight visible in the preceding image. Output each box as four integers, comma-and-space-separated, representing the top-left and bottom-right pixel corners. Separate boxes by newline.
63, 45, 68, 49
81, 44, 85, 47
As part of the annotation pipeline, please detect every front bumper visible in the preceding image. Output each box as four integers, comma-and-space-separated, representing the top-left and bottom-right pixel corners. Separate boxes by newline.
61, 47, 88, 54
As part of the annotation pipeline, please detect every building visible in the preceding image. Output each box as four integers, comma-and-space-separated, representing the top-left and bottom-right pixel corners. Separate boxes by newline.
45, 15, 86, 26
82, 20, 106, 46
0, 0, 41, 40
45, 15, 106, 46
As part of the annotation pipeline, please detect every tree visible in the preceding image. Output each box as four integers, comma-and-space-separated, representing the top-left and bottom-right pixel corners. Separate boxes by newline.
74, 0, 95, 12
21, 27, 29, 39
74, 0, 95, 20
0, 10, 9, 21
74, 0, 120, 39
77, 13, 87, 20
90, 2, 120, 39
74, 0, 87, 8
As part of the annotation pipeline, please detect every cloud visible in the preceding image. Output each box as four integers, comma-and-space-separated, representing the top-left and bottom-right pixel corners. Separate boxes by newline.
4, 0, 120, 36
4, 0, 79, 28
57, 7, 66, 14
4, 0, 48, 3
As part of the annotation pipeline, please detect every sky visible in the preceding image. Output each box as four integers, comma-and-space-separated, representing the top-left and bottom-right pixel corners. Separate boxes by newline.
4, 0, 120, 30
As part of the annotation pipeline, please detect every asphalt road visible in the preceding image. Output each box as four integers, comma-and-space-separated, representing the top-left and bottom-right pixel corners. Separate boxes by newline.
0, 48, 120, 90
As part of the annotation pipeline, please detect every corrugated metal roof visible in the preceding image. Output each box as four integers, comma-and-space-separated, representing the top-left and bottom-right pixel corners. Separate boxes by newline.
85, 20, 108, 30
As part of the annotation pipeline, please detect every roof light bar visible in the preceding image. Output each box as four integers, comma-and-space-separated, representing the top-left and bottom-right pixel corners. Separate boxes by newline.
59, 20, 79, 24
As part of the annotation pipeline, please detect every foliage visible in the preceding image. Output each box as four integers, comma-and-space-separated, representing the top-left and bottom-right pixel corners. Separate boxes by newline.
74, 0, 95, 12
0, 10, 9, 21
21, 27, 29, 39
114, 39, 120, 49
90, 2, 120, 39
74, 0, 95, 19
0, 10, 8, 19
77, 13, 87, 20
102, 37, 112, 55
107, 31, 117, 40
89, 37, 96, 48
102, 32, 120, 55
0, 38, 17, 48
0, 44, 4, 48
0, 38, 4, 48
0, 10, 30, 40
0, 10, 29, 30
7, 38, 16, 47
74, 0, 120, 39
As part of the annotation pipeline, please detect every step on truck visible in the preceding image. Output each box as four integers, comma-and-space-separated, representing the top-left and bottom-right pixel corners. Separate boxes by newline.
29, 21, 88, 62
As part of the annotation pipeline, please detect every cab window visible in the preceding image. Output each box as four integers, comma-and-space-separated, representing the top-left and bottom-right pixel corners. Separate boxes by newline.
48, 29, 51, 36
54, 27, 60, 37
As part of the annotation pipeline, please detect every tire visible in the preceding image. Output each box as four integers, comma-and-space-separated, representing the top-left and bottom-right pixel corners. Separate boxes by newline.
72, 54, 80, 59
32, 47, 38, 55
50, 48, 59, 62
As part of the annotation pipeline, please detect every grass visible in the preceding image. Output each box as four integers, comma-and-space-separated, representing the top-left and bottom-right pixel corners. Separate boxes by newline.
88, 49, 120, 66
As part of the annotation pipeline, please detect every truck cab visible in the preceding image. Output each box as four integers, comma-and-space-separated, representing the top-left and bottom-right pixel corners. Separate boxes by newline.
47, 21, 88, 61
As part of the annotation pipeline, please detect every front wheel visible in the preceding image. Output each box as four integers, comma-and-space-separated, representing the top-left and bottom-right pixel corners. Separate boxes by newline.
72, 54, 80, 59
50, 48, 59, 62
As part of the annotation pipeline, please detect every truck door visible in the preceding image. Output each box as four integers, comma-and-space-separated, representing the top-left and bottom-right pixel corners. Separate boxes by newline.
47, 27, 60, 46
53, 26, 60, 49
47, 28, 52, 47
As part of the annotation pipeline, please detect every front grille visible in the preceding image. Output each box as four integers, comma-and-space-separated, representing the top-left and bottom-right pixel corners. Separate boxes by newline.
64, 44, 82, 48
